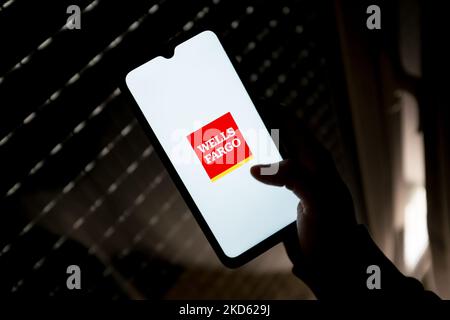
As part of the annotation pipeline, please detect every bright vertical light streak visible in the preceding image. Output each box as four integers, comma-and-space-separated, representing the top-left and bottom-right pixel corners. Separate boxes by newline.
404, 186, 428, 272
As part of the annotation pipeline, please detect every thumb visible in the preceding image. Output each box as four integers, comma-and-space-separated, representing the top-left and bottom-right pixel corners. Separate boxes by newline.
250, 159, 310, 200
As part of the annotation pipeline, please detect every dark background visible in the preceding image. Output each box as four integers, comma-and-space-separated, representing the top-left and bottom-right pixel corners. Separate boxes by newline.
0, 0, 449, 298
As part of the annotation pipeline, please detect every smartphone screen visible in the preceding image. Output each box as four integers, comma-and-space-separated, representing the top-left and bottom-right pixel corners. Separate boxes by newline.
126, 31, 298, 260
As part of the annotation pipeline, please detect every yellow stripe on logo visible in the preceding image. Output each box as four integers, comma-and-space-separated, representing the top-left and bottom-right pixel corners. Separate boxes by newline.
210, 155, 254, 182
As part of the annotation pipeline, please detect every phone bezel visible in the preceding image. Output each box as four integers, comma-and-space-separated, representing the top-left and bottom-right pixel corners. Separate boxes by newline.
121, 29, 296, 268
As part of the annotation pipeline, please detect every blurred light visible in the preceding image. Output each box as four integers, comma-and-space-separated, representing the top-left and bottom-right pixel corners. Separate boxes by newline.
404, 186, 428, 271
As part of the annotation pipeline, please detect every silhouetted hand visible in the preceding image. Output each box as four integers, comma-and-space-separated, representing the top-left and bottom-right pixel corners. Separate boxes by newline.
250, 111, 357, 270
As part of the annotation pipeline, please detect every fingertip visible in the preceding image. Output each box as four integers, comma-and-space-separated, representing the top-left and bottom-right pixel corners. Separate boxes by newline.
250, 164, 264, 178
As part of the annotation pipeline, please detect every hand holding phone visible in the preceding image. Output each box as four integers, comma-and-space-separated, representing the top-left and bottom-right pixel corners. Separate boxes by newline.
250, 107, 358, 266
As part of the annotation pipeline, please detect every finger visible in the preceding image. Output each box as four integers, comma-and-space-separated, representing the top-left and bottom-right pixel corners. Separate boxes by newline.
250, 159, 311, 200
250, 159, 294, 187
282, 222, 304, 265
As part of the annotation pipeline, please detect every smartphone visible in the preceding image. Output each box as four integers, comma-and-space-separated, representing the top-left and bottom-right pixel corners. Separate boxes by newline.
125, 30, 298, 267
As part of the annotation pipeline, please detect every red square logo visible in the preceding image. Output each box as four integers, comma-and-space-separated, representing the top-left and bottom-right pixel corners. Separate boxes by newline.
187, 112, 253, 181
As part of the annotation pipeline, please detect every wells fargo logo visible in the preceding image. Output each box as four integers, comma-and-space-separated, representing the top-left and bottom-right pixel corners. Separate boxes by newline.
187, 112, 253, 181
